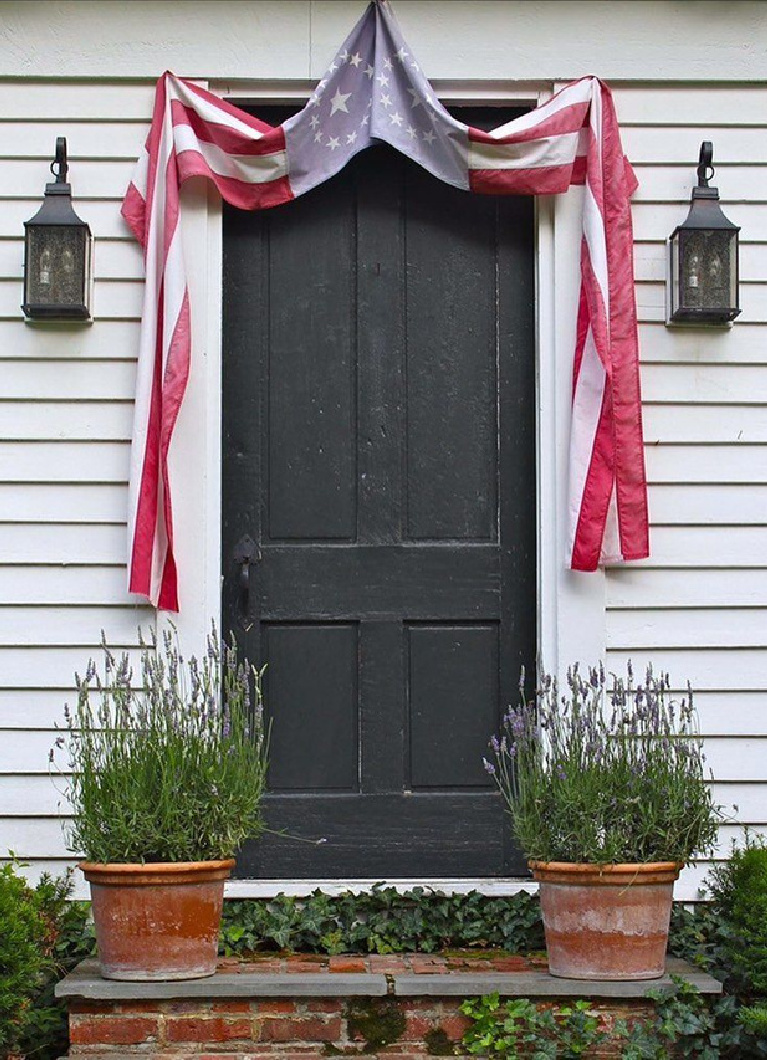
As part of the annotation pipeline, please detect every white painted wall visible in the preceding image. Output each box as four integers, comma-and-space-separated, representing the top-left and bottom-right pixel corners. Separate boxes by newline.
0, 0, 765, 900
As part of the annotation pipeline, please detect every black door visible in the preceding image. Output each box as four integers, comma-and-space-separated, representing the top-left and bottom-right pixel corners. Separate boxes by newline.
222, 107, 535, 878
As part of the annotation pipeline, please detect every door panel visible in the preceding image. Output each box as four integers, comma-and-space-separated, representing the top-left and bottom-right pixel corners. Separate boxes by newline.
222, 107, 535, 878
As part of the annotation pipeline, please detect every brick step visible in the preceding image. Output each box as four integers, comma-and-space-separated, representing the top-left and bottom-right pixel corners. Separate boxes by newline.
57, 956, 722, 1060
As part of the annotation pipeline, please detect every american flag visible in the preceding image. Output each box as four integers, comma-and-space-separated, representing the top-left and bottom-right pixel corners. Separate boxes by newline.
123, 0, 648, 612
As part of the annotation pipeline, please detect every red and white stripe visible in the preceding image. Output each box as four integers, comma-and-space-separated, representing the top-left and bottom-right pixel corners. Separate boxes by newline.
468, 77, 648, 570
122, 68, 647, 611
122, 74, 295, 610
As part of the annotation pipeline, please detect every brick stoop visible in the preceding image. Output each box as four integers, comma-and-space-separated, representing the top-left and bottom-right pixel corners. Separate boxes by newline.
56, 954, 723, 1060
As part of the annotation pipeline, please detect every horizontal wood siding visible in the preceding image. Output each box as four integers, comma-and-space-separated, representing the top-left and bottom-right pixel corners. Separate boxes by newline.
0, 69, 765, 899
0, 79, 153, 883
607, 85, 767, 889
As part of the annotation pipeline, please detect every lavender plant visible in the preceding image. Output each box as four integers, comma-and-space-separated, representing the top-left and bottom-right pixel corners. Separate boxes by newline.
52, 625, 269, 864
484, 663, 719, 866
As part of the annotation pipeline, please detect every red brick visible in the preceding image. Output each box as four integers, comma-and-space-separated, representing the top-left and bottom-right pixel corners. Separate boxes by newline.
439, 1015, 471, 1040
329, 956, 367, 973
492, 956, 530, 972
114, 1000, 164, 1014
212, 1001, 254, 1014
69, 1000, 114, 1014
305, 999, 343, 1013
169, 1000, 212, 1014
410, 957, 448, 974
70, 1016, 159, 1046
259, 1017, 342, 1043
405, 1015, 434, 1039
165, 1017, 253, 1043
284, 961, 328, 973
255, 999, 297, 1015
369, 955, 408, 972
245, 958, 283, 971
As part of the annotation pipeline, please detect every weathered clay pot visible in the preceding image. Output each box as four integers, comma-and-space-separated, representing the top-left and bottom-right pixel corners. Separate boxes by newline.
529, 860, 682, 981
80, 860, 234, 981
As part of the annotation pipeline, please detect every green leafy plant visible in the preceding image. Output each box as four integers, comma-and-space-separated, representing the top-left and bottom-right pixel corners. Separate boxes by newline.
0, 862, 49, 1057
13, 871, 95, 1060
52, 624, 269, 863
707, 837, 767, 997
220, 886, 544, 956
485, 663, 720, 865
619, 976, 743, 1059
738, 1004, 767, 1051
460, 993, 606, 1059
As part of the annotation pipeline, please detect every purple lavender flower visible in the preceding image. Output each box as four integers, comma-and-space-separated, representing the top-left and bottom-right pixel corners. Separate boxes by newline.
483, 757, 496, 775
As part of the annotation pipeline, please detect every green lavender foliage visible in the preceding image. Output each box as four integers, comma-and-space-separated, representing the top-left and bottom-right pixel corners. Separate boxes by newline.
53, 625, 269, 863
485, 662, 720, 865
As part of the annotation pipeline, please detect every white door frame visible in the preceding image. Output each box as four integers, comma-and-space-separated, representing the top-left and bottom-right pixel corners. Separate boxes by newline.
167, 80, 607, 894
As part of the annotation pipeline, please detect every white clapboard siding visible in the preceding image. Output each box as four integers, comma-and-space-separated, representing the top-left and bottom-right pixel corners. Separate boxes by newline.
4, 62, 253, 914
0, 523, 127, 565
608, 609, 767, 650
0, 159, 137, 201
0, 441, 130, 482
612, 87, 767, 126
635, 526, 767, 566
609, 569, 767, 609
638, 322, 767, 365
0, 646, 146, 694
632, 203, 767, 243
0, 55, 765, 900
0, 320, 140, 359
0, 606, 150, 646
642, 363, 767, 404
0, 121, 150, 160
607, 51, 767, 887
649, 483, 767, 525
0, 565, 129, 607
2, 404, 133, 442
643, 407, 767, 445
631, 166, 767, 206
0, 82, 156, 120
621, 126, 767, 165
0, 484, 128, 522
605, 649, 767, 694
0, 359, 137, 400
645, 447, 767, 485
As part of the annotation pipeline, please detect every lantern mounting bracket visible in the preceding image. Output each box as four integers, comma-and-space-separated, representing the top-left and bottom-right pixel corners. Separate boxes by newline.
51, 137, 69, 185
696, 141, 714, 188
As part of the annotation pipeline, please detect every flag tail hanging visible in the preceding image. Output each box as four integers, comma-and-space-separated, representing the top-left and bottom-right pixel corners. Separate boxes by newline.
122, 0, 649, 612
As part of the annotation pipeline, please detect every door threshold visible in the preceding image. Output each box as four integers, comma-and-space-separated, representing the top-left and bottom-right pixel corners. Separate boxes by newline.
225, 877, 535, 898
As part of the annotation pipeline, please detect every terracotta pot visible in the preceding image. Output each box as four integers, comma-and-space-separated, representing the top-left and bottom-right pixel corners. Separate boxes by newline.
529, 860, 682, 981
80, 859, 234, 981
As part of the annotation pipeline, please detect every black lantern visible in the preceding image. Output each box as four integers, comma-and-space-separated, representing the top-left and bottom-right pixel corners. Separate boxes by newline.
22, 138, 92, 321
668, 142, 740, 325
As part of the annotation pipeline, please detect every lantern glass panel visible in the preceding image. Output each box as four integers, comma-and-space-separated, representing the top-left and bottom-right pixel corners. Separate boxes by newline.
26, 224, 88, 309
675, 227, 737, 317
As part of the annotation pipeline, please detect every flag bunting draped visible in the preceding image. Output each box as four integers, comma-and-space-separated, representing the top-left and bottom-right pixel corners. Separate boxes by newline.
122, 0, 649, 612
